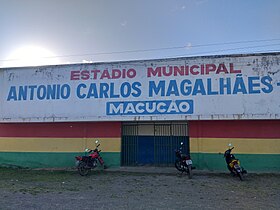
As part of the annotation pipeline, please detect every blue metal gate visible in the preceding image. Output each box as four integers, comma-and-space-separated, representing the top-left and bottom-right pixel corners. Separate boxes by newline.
121, 122, 189, 166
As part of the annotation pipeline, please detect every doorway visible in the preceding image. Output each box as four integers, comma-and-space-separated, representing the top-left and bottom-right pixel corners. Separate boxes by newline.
121, 122, 189, 166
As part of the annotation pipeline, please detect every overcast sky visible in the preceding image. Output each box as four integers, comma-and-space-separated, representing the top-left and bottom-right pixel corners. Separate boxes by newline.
1, 0, 280, 67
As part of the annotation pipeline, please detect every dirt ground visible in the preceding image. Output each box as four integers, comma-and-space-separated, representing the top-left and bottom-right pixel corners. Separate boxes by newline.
0, 167, 279, 210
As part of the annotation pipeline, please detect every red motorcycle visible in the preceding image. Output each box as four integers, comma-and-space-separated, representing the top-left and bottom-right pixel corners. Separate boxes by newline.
75, 140, 107, 176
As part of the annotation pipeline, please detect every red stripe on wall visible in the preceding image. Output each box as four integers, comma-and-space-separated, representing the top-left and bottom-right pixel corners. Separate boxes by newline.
0, 122, 121, 138
189, 120, 280, 139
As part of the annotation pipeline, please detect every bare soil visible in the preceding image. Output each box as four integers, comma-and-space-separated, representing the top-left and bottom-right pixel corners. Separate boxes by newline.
0, 167, 279, 210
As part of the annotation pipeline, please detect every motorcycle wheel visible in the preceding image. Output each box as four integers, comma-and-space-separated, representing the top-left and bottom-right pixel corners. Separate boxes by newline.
187, 165, 193, 179
92, 159, 98, 168
237, 172, 244, 181
175, 160, 185, 172
77, 162, 90, 176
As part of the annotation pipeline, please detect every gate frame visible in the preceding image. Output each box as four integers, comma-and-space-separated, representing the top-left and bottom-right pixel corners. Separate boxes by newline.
121, 121, 189, 166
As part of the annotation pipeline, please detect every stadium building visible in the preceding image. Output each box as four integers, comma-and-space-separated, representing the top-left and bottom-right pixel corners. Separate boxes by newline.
0, 52, 279, 171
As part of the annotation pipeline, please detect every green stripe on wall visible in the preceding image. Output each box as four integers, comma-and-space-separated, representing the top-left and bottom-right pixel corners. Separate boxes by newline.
0, 152, 120, 168
191, 153, 280, 172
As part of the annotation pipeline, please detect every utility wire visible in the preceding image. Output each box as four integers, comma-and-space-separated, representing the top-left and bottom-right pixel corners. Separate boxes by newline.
51, 38, 280, 57
182, 38, 280, 48
0, 38, 280, 62
172, 43, 280, 58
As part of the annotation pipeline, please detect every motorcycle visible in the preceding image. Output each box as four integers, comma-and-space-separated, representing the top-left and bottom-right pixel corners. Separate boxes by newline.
75, 140, 107, 176
175, 142, 194, 179
224, 144, 247, 181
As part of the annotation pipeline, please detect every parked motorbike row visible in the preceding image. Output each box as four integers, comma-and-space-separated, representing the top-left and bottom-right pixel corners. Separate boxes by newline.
75, 141, 247, 181
174, 142, 247, 180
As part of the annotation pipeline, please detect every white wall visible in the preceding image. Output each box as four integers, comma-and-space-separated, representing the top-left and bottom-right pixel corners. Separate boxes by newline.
1, 53, 280, 122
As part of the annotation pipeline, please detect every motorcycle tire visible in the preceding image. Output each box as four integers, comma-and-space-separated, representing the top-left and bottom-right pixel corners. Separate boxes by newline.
187, 165, 193, 179
91, 159, 98, 168
78, 162, 90, 176
237, 172, 244, 181
175, 160, 185, 172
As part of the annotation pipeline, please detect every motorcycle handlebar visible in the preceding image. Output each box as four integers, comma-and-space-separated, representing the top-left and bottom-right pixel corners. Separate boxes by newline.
86, 144, 101, 152
226, 147, 234, 152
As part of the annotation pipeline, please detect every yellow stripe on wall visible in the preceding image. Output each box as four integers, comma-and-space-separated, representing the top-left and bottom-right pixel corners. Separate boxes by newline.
0, 138, 121, 152
86, 138, 121, 152
190, 138, 280, 154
